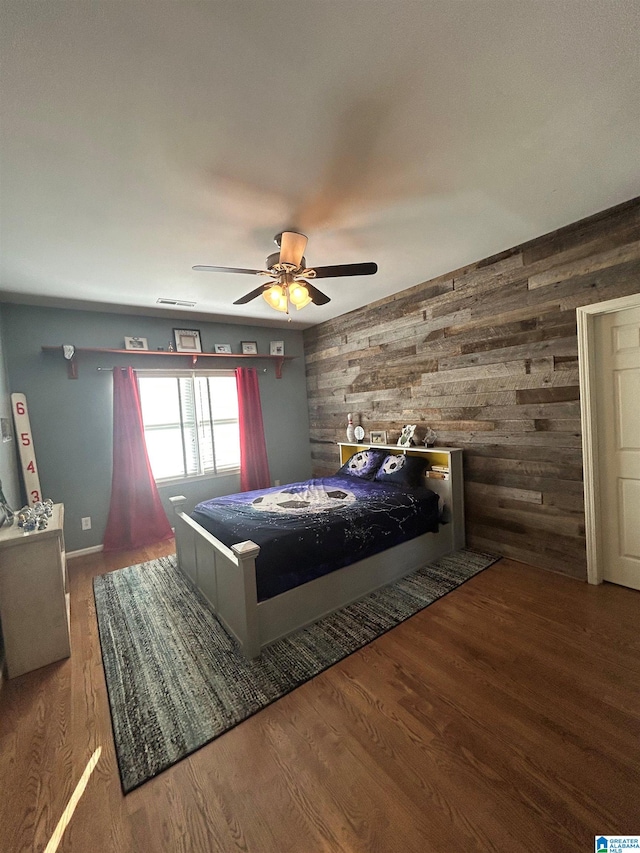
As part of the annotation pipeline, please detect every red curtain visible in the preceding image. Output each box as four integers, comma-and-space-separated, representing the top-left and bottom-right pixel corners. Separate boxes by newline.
235, 367, 270, 491
103, 367, 173, 552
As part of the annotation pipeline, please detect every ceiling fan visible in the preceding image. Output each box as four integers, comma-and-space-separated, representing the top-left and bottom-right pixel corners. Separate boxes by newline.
193, 231, 377, 315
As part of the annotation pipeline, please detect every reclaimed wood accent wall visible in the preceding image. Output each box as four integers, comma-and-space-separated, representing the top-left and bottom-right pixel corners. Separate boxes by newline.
303, 198, 640, 579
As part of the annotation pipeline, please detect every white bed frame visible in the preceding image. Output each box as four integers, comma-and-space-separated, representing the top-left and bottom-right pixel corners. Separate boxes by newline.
170, 444, 464, 658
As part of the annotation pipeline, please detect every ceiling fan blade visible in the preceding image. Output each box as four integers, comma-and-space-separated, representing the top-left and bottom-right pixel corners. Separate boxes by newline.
233, 283, 274, 305
304, 281, 331, 306
193, 265, 267, 275
311, 262, 378, 279
278, 231, 308, 267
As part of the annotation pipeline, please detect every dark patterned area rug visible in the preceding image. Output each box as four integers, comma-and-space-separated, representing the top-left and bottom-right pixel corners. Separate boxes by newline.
94, 550, 498, 792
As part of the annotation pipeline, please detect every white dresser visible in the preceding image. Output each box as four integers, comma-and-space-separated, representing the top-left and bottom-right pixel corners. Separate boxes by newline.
0, 503, 70, 678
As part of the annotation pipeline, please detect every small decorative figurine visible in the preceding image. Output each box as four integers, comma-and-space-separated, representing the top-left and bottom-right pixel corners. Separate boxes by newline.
346, 413, 356, 442
15, 497, 54, 532
423, 427, 437, 447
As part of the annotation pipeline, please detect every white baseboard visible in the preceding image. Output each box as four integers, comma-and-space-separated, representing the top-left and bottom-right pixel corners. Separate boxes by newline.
67, 535, 176, 560
67, 544, 104, 560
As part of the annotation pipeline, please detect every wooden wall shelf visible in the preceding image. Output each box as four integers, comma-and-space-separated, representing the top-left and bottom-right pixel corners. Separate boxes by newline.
41, 346, 293, 379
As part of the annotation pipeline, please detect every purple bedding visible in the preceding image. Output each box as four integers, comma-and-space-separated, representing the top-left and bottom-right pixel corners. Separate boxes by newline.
191, 475, 440, 601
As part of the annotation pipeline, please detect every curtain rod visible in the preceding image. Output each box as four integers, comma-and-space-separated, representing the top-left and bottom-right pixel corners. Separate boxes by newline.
95, 367, 268, 373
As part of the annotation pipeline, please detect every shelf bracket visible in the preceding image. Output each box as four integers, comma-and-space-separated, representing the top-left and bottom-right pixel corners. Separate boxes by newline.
67, 356, 78, 379
61, 345, 78, 379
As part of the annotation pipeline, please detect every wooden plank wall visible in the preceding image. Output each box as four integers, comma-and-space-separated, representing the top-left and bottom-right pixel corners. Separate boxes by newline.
303, 198, 640, 579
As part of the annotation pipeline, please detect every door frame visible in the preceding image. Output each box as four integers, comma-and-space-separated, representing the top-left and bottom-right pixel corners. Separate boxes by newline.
577, 292, 640, 584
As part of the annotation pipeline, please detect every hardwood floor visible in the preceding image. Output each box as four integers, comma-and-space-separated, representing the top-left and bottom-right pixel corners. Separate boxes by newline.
1, 543, 639, 852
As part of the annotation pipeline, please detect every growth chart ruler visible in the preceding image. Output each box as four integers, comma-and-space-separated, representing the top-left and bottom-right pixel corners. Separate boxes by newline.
11, 393, 43, 506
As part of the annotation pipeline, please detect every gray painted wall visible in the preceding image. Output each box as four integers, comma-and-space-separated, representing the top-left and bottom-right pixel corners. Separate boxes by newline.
0, 304, 312, 551
0, 305, 22, 678
0, 305, 20, 509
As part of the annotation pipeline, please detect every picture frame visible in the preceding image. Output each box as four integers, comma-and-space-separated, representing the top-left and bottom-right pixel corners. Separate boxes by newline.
270, 340, 284, 356
369, 430, 387, 445
173, 329, 202, 353
397, 424, 417, 446
241, 341, 258, 355
214, 343, 232, 354
124, 336, 149, 351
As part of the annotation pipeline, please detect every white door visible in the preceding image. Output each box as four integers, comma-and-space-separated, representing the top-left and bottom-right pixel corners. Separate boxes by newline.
595, 305, 640, 589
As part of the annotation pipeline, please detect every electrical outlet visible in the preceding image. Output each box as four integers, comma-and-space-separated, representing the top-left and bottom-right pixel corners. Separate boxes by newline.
81, 516, 91, 531
274, 479, 281, 486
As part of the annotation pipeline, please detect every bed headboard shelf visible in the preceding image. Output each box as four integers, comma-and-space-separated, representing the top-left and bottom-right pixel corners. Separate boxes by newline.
338, 442, 459, 467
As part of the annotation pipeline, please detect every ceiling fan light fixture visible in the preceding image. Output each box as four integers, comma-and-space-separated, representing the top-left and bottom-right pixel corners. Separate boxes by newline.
263, 284, 289, 313
263, 283, 284, 306
289, 281, 311, 307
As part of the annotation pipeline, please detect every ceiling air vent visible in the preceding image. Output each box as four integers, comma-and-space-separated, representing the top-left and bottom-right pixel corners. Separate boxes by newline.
156, 298, 196, 308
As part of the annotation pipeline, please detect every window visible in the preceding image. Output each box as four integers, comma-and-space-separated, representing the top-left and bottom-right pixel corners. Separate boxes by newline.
138, 370, 240, 481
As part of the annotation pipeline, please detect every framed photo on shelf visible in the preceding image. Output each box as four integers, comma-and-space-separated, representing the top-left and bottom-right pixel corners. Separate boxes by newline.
124, 336, 148, 351
369, 430, 387, 445
214, 343, 232, 354
397, 424, 417, 446
173, 329, 202, 353
241, 341, 258, 355
270, 340, 284, 356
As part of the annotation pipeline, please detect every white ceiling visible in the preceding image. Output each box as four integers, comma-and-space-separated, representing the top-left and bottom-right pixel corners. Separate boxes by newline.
1, 1, 639, 329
